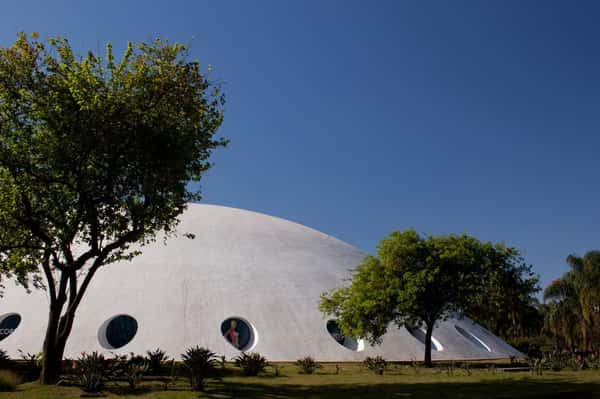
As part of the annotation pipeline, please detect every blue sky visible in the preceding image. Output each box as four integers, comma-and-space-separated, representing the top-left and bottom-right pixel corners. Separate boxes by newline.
2, 1, 599, 293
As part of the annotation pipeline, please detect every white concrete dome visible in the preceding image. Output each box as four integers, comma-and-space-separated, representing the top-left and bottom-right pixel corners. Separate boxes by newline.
0, 204, 521, 361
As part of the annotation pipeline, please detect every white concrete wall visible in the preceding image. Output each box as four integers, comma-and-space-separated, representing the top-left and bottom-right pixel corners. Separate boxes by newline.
0, 204, 522, 361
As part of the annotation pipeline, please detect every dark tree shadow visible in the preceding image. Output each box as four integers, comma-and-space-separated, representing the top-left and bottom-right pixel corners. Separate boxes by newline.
198, 378, 600, 399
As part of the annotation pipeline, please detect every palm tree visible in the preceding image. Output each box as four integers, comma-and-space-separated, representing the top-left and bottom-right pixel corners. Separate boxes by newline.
544, 251, 600, 351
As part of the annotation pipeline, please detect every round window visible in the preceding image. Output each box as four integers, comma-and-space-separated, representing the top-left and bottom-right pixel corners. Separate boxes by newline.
326, 319, 365, 352
0, 313, 21, 341
220, 317, 256, 351
98, 314, 138, 349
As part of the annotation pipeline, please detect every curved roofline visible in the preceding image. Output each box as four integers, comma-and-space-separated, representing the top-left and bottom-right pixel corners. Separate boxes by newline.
187, 202, 367, 256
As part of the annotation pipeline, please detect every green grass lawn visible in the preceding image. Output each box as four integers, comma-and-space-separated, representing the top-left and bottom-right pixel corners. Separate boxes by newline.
5, 363, 600, 399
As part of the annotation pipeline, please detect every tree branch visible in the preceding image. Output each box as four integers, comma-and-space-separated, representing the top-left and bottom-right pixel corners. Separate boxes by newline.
67, 228, 143, 314
41, 252, 56, 304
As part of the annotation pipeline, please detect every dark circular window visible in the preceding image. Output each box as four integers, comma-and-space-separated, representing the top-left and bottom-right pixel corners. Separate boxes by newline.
99, 315, 138, 349
220, 317, 255, 351
326, 319, 364, 351
0, 313, 21, 341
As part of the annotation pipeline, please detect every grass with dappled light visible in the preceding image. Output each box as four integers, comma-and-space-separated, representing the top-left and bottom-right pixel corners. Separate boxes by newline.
4, 363, 600, 399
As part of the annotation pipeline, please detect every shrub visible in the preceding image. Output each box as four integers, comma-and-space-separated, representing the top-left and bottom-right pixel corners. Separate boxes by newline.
529, 357, 544, 375
0, 349, 11, 369
77, 352, 111, 393
0, 370, 20, 391
17, 349, 41, 382
17, 349, 42, 367
181, 346, 218, 391
121, 359, 149, 391
146, 348, 168, 374
162, 359, 178, 391
295, 356, 321, 374
364, 356, 387, 375
507, 336, 545, 359
125, 353, 146, 366
234, 352, 268, 376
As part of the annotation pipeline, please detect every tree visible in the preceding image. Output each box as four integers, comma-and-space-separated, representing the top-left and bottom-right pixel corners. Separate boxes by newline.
544, 251, 600, 351
320, 229, 537, 367
466, 251, 540, 340
0, 33, 226, 383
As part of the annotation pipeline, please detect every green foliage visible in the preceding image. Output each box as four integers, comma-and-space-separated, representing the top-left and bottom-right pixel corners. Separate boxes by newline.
0, 349, 11, 369
507, 336, 546, 358
0, 370, 20, 391
77, 352, 110, 393
295, 356, 321, 374
120, 359, 149, 391
0, 32, 227, 383
363, 356, 387, 375
466, 251, 540, 341
320, 229, 537, 367
181, 346, 218, 391
146, 348, 168, 374
234, 352, 268, 376
17, 349, 42, 368
543, 251, 600, 351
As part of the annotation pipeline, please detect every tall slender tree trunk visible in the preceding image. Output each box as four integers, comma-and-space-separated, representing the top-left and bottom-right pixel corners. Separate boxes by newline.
40, 306, 64, 384
424, 322, 434, 368
581, 320, 590, 352
40, 297, 77, 384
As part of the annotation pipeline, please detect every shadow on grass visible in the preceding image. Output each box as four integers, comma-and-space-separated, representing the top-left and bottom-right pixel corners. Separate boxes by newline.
200, 378, 600, 399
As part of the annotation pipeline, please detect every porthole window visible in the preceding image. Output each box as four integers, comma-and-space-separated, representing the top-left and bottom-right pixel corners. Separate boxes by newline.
326, 319, 365, 352
0, 313, 21, 341
455, 325, 491, 352
221, 317, 256, 351
406, 326, 444, 351
98, 314, 138, 349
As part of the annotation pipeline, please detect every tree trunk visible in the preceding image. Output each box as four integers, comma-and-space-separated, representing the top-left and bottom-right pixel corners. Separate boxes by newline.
40, 307, 64, 384
40, 303, 76, 384
424, 322, 434, 368
581, 320, 590, 352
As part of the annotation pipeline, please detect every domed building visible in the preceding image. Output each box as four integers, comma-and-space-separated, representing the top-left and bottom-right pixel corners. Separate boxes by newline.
0, 204, 521, 361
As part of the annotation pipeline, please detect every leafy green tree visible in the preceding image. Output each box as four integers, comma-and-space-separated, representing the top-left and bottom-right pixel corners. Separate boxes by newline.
0, 33, 226, 384
544, 251, 600, 351
320, 229, 537, 367
467, 251, 540, 340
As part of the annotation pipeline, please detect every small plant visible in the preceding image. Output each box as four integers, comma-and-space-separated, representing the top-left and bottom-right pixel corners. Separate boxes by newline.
446, 360, 456, 376
461, 362, 472, 376
545, 352, 566, 371
146, 348, 167, 374
410, 357, 420, 374
234, 352, 268, 376
220, 355, 227, 370
121, 360, 149, 391
0, 349, 11, 369
529, 357, 544, 375
364, 356, 387, 375
296, 356, 321, 374
162, 359, 177, 391
568, 354, 587, 371
17, 349, 42, 381
0, 370, 21, 392
77, 352, 110, 393
17, 349, 42, 367
181, 346, 218, 391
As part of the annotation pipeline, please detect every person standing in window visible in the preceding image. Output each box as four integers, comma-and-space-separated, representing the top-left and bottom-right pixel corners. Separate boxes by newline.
224, 319, 240, 348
